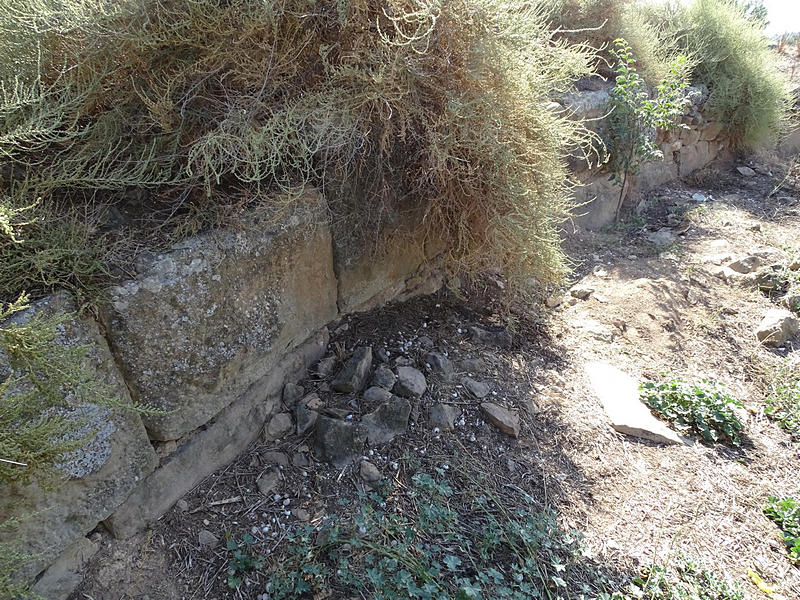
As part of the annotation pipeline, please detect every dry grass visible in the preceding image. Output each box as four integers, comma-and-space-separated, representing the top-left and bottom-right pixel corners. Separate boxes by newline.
0, 0, 600, 300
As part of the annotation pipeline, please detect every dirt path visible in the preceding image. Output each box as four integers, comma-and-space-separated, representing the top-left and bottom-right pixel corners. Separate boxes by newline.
72, 161, 800, 600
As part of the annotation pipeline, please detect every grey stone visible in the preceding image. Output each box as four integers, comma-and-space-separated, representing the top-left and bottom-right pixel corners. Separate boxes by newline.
291, 453, 310, 467
428, 403, 461, 431
363, 386, 393, 405
256, 469, 282, 496
737, 166, 756, 177
198, 530, 219, 548
586, 362, 684, 445
262, 451, 289, 467
469, 326, 512, 349
316, 356, 337, 378
462, 377, 490, 399
101, 192, 338, 441
331, 346, 373, 393
424, 352, 454, 379
105, 329, 327, 538
371, 365, 397, 390
292, 508, 311, 522
295, 403, 319, 436
31, 536, 100, 600
417, 335, 435, 350
569, 285, 594, 300
313, 416, 367, 468
480, 403, 520, 437
727, 256, 764, 274
282, 383, 305, 408
376, 348, 390, 363
362, 397, 412, 445
360, 460, 383, 483
458, 357, 487, 373
264, 412, 294, 441
756, 309, 800, 347
783, 289, 800, 313
394, 366, 427, 398
0, 293, 158, 579
647, 228, 676, 246
176, 499, 189, 512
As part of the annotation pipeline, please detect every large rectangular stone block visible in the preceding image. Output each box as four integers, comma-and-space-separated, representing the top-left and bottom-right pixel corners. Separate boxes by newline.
104, 328, 328, 538
102, 191, 338, 440
0, 293, 157, 580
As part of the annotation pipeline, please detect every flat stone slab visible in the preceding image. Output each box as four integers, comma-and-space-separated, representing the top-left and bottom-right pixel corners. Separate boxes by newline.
586, 362, 684, 445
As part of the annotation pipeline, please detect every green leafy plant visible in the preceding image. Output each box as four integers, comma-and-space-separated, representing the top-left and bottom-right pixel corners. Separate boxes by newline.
764, 361, 800, 440
627, 553, 744, 600
604, 38, 691, 219
225, 534, 265, 589
243, 468, 621, 599
639, 376, 743, 445
764, 492, 800, 563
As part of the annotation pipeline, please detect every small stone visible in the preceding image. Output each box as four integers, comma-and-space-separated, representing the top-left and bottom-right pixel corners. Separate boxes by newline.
362, 396, 412, 445
417, 335, 435, 350
727, 256, 764, 274
282, 383, 305, 408
569, 285, 594, 300
424, 352, 454, 379
469, 326, 512, 349
291, 453, 310, 467
256, 469, 281, 496
364, 386, 393, 405
394, 366, 427, 398
261, 451, 289, 467
647, 228, 676, 246
376, 347, 390, 363
428, 403, 461, 431
295, 404, 319, 436
458, 357, 487, 373
789, 258, 800, 272
331, 347, 373, 393
314, 417, 367, 468
301, 393, 324, 410
316, 356, 337, 378
198, 530, 219, 548
736, 166, 756, 177
545, 293, 563, 308
394, 356, 415, 367
756, 309, 800, 347
176, 499, 189, 513
783, 289, 800, 313
462, 377, 490, 399
292, 508, 311, 522
265, 412, 293, 441
371, 365, 397, 390
360, 460, 382, 483
480, 403, 520, 437
691, 192, 707, 202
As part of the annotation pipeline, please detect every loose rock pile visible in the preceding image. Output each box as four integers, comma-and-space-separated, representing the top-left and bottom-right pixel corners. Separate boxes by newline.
259, 322, 522, 471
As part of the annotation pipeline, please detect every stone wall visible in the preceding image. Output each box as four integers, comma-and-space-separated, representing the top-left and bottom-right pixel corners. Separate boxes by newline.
565, 83, 733, 230
1, 83, 742, 598
0, 189, 443, 599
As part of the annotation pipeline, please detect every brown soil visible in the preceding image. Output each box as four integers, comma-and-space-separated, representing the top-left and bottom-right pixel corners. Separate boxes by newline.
71, 157, 800, 600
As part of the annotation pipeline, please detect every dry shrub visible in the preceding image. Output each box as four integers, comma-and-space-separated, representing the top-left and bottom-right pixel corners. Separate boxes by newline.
0, 0, 598, 297
545, 0, 682, 85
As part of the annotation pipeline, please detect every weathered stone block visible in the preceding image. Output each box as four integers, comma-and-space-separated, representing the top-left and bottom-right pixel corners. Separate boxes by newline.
334, 212, 445, 314
104, 328, 328, 538
0, 294, 157, 579
102, 191, 338, 440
